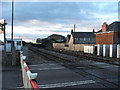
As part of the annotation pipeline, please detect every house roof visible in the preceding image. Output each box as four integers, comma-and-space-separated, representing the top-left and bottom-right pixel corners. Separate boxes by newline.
106, 21, 120, 32
97, 21, 120, 33
67, 35, 71, 40
71, 32, 95, 38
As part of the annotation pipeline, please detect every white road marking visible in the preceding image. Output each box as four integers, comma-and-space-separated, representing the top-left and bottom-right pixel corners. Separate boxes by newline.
16, 86, 24, 89
92, 62, 105, 65
76, 67, 85, 69
30, 67, 65, 71
29, 63, 58, 66
38, 80, 96, 88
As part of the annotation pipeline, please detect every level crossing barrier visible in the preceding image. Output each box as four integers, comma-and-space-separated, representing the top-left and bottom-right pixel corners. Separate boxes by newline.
20, 51, 40, 89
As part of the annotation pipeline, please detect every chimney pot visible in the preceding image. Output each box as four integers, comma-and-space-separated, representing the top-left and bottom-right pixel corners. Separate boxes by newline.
102, 22, 108, 32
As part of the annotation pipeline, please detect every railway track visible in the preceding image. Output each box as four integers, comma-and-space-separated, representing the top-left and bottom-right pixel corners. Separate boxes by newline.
29, 46, 78, 63
31, 45, 120, 66
45, 48, 120, 66
29, 46, 120, 88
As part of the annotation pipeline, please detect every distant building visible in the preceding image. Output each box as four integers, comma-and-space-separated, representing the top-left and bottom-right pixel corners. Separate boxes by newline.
69, 29, 96, 45
6, 38, 22, 52
47, 34, 65, 42
42, 34, 66, 47
53, 29, 96, 51
96, 21, 120, 44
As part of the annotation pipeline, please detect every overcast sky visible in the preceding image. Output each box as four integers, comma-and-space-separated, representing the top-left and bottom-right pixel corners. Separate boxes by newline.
0, 1, 118, 42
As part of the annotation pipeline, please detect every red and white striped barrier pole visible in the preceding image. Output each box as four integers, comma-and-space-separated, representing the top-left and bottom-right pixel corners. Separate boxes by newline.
20, 51, 40, 90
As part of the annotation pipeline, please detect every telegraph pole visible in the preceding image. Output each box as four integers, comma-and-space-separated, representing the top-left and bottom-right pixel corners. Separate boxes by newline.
3, 19, 7, 64
74, 24, 76, 32
11, 0, 14, 44
73, 24, 76, 51
11, 0, 16, 65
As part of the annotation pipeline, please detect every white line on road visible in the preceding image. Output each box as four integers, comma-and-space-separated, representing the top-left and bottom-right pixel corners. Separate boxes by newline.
38, 80, 96, 88
30, 67, 65, 71
76, 67, 85, 69
16, 86, 24, 89
29, 63, 59, 66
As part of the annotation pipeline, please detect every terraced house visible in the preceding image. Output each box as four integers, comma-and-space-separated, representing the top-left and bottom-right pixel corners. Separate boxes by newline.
96, 21, 120, 44
68, 29, 96, 45
65, 29, 96, 51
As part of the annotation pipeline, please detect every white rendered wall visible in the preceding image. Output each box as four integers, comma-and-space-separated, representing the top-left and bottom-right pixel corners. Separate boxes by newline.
117, 44, 120, 58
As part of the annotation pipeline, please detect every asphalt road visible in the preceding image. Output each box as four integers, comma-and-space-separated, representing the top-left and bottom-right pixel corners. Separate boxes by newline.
27, 48, 120, 89
28, 62, 119, 89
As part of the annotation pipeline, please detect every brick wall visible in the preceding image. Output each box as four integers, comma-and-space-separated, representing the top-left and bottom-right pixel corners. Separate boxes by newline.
96, 32, 114, 44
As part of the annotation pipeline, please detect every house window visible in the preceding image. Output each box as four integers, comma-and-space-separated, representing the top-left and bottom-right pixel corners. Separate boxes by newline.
74, 38, 76, 41
80, 37, 83, 40
76, 38, 79, 40
17, 41, 21, 45
84, 38, 87, 41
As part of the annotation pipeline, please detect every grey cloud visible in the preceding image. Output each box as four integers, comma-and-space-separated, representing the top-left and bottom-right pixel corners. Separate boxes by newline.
1, 2, 118, 41
2, 2, 117, 24
36, 29, 69, 33
14, 33, 48, 40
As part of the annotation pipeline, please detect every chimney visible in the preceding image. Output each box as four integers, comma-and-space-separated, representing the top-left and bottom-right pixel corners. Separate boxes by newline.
93, 29, 95, 33
102, 22, 108, 32
71, 29, 73, 34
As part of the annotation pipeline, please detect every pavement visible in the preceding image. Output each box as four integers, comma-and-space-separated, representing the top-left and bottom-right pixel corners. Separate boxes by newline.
2, 65, 23, 89
0, 46, 23, 89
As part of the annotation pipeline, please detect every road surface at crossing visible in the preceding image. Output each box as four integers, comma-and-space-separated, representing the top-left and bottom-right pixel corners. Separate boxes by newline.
26, 48, 120, 89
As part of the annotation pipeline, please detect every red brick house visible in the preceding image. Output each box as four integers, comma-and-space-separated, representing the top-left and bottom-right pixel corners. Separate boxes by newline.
96, 21, 120, 44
